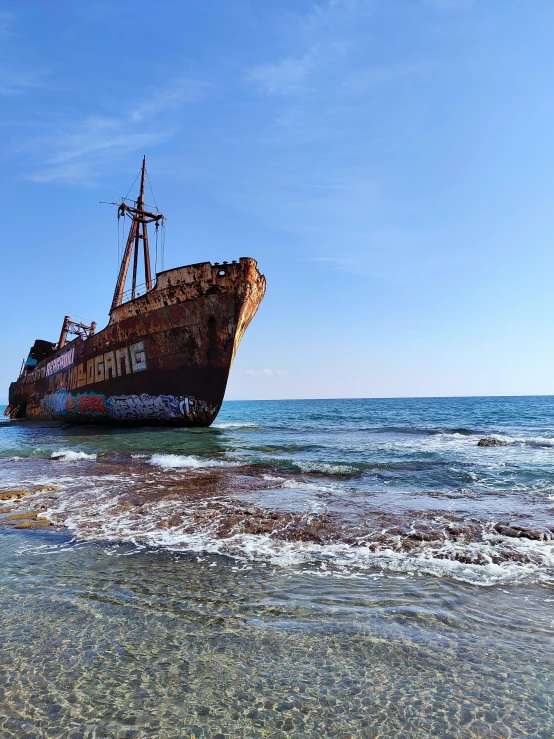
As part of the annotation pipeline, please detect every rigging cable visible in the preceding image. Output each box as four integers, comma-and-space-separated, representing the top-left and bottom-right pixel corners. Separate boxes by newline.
155, 221, 159, 274
161, 219, 165, 271
124, 166, 141, 202
146, 168, 159, 212
117, 208, 121, 268
146, 164, 164, 272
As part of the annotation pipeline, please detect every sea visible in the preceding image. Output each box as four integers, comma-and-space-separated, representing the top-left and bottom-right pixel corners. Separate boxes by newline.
0, 396, 553, 738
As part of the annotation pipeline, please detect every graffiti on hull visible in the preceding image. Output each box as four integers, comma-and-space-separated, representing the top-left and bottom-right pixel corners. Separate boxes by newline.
40, 391, 110, 417
39, 391, 217, 422
22, 341, 147, 390
46, 348, 75, 377
109, 394, 178, 420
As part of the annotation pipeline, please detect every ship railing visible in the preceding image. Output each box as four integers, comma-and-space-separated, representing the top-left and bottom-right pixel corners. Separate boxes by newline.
120, 282, 149, 305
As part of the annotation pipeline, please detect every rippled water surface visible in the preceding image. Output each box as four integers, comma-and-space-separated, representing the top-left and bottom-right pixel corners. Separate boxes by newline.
1, 396, 553, 737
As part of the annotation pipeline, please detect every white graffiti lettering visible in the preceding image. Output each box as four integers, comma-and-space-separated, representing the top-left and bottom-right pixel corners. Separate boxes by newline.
66, 342, 148, 391
45, 348, 75, 377
130, 342, 147, 372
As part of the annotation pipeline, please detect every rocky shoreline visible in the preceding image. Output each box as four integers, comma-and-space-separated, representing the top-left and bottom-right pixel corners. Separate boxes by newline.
2, 469, 553, 571
0, 486, 59, 529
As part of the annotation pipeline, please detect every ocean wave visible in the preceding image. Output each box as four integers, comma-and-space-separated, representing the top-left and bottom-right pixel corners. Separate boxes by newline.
256, 455, 478, 478
51, 450, 97, 462
261, 458, 364, 477
212, 422, 259, 429
250, 443, 323, 454
148, 453, 239, 469
280, 479, 345, 493
297, 461, 359, 475
362, 426, 478, 437
256, 476, 345, 495
510, 436, 554, 448
468, 434, 554, 449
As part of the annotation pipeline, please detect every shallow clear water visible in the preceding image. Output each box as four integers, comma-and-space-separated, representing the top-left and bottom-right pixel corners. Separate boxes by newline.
1, 397, 554, 737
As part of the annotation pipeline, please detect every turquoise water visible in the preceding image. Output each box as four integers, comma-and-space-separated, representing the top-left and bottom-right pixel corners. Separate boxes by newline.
1, 397, 554, 737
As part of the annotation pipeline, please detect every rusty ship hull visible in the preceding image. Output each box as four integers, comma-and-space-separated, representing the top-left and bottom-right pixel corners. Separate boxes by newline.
7, 258, 266, 426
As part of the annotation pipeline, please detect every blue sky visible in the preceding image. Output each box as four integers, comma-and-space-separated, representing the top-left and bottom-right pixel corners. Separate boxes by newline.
1, 0, 554, 401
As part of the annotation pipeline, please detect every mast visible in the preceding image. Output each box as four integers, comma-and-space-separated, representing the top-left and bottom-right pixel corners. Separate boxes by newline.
110, 157, 164, 312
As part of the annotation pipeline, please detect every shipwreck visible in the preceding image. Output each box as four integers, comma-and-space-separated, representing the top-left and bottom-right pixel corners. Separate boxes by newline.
5, 158, 266, 425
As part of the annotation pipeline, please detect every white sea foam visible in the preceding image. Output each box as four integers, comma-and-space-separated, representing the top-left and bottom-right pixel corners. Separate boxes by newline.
281, 479, 344, 493
298, 462, 357, 475
39, 474, 554, 587
51, 450, 97, 462
212, 422, 258, 429
515, 436, 554, 447
262, 474, 341, 493
484, 434, 554, 448
148, 454, 238, 469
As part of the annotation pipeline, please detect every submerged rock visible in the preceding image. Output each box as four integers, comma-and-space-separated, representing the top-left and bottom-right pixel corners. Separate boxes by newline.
33, 485, 61, 494
0, 489, 32, 501
4, 511, 41, 521
477, 438, 507, 447
2, 510, 53, 529
14, 519, 52, 529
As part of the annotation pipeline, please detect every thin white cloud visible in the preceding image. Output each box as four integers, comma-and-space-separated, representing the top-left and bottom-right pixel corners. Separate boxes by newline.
233, 0, 433, 249
249, 51, 317, 95
0, 10, 15, 41
244, 369, 288, 377
48, 118, 167, 166
27, 162, 92, 186
23, 77, 204, 184
247, 0, 353, 96
247, 0, 426, 105
308, 254, 361, 267
0, 12, 47, 95
129, 77, 208, 122
27, 122, 170, 184
424, 0, 473, 9
0, 67, 45, 95
341, 62, 431, 95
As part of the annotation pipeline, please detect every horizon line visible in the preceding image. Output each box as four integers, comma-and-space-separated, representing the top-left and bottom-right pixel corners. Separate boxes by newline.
1, 393, 553, 407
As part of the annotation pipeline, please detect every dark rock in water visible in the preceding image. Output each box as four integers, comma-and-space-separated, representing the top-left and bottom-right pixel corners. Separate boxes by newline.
406, 530, 441, 542
494, 523, 545, 540
510, 525, 544, 541
477, 438, 507, 447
